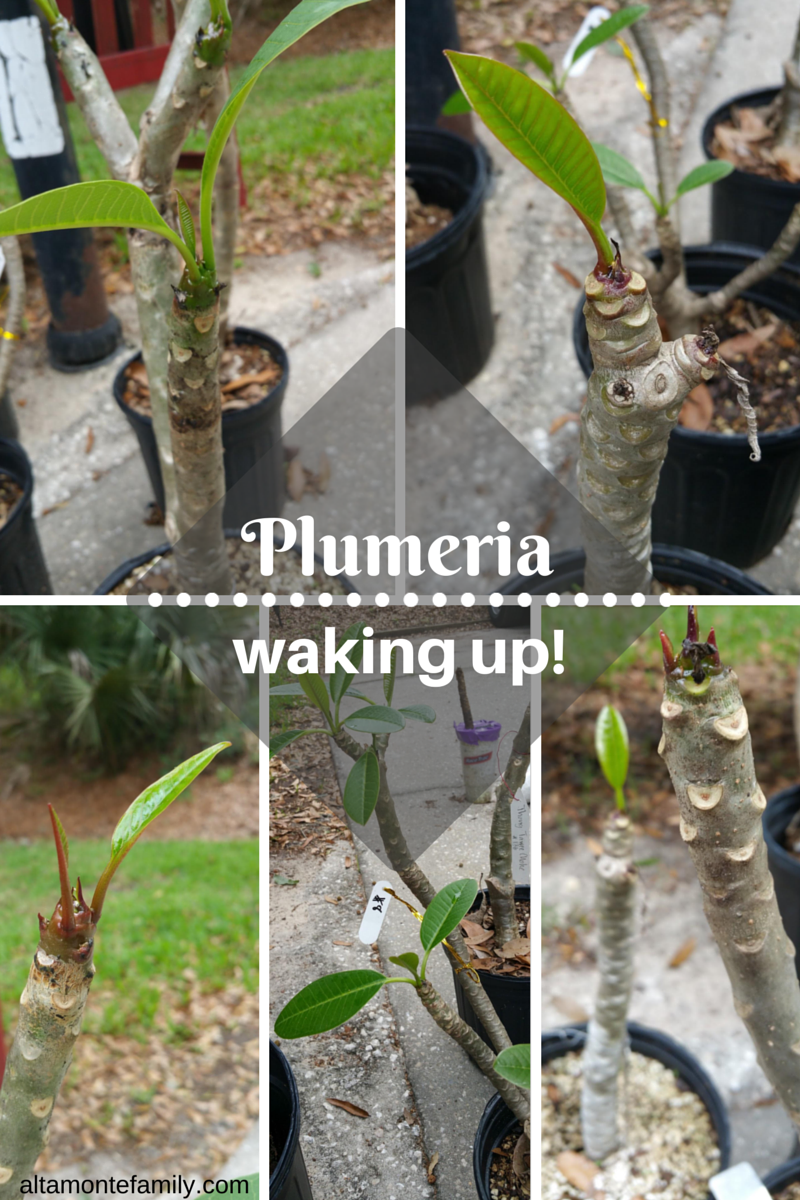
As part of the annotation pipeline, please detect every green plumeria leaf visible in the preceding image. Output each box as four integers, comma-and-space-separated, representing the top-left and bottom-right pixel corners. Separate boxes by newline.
674, 160, 735, 200
388, 952, 420, 976
330, 622, 366, 704
516, 41, 555, 80
344, 688, 374, 702
383, 648, 398, 705
51, 806, 69, 868
591, 142, 648, 191
0, 181, 193, 269
274, 969, 387, 1038
269, 729, 318, 759
175, 189, 196, 258
200, 0, 370, 265
299, 672, 331, 718
445, 52, 613, 266
343, 705, 406, 734
269, 682, 307, 696
398, 704, 436, 724
272, 874, 298, 886
342, 749, 380, 825
109, 743, 228, 867
493, 1044, 531, 1089
238, 1176, 258, 1200
570, 6, 649, 66
420, 878, 479, 952
595, 704, 629, 806
442, 89, 472, 115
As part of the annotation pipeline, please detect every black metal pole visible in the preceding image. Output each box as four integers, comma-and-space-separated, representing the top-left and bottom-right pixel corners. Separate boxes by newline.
0, 0, 121, 370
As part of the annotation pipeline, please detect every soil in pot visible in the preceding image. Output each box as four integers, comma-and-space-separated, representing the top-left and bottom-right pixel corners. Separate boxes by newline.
710, 98, 800, 183
773, 1187, 800, 1199
405, 181, 453, 250
682, 297, 800, 435
0, 474, 22, 530
122, 332, 284, 418
461, 896, 530, 981
490, 1123, 530, 1199
104, 539, 351, 596
542, 1049, 721, 1199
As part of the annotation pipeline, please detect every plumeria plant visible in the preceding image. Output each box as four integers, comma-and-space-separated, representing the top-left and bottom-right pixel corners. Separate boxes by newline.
0, 0, 369, 594
659, 607, 800, 1136
445, 39, 767, 595
0, 742, 229, 1198
270, 621, 532, 1131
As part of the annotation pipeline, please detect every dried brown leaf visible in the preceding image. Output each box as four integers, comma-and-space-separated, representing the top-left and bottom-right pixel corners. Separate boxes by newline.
497, 937, 531, 959
668, 937, 696, 969
550, 412, 581, 434
679, 383, 713, 431
326, 1098, 369, 1119
556, 1151, 601, 1196
427, 1151, 439, 1183
286, 457, 306, 502
85, 426, 95, 455
552, 261, 581, 288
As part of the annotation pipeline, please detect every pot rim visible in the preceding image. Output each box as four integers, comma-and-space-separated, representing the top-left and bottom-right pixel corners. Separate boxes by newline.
94, 534, 360, 596
113, 326, 289, 429
763, 784, 800, 873
405, 124, 490, 269
701, 85, 800, 193
270, 1040, 301, 1191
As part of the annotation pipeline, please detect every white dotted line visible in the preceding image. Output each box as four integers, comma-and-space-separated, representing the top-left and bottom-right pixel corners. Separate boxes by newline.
147, 590, 673, 607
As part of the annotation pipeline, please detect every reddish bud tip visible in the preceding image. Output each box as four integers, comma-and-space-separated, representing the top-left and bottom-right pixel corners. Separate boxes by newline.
707, 627, 721, 666
660, 630, 676, 672
686, 605, 700, 644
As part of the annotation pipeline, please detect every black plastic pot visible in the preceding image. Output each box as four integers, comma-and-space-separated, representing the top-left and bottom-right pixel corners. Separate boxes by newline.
702, 87, 800, 266
489, 545, 769, 626
114, 327, 288, 530
473, 1090, 521, 1200
764, 784, 800, 982
0, 439, 51, 594
0, 393, 18, 441
94, 535, 360, 596
270, 1041, 314, 1200
451, 885, 529, 1048
406, 126, 493, 402
573, 244, 800, 568
764, 1156, 800, 1194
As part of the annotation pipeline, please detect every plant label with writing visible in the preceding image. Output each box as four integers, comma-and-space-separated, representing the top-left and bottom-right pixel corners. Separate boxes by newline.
359, 881, 392, 944
512, 764, 531, 883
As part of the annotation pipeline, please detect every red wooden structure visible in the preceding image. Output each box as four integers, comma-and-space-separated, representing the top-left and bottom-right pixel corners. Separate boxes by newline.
57, 0, 174, 102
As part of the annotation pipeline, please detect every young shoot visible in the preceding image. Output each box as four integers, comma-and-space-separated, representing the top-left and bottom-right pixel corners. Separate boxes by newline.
595, 704, 629, 812
516, 5, 649, 99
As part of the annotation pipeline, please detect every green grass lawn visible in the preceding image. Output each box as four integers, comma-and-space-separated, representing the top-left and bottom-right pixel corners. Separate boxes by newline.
0, 840, 257, 1040
0, 48, 394, 209
602, 606, 800, 682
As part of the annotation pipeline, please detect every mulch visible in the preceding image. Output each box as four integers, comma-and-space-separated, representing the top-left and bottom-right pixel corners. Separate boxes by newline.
122, 336, 283, 418
0, 475, 21, 532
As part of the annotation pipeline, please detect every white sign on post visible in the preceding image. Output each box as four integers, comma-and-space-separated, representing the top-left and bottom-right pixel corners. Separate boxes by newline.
0, 17, 65, 159
358, 880, 393, 944
562, 6, 612, 79
511, 764, 531, 884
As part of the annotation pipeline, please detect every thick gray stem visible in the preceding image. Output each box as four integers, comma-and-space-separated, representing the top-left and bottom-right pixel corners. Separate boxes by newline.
579, 269, 720, 594
167, 286, 231, 593
660, 664, 800, 1131
333, 728, 513, 1053
487, 707, 530, 948
776, 24, 800, 150
580, 812, 637, 1162
203, 72, 239, 332
623, 0, 678, 226
0, 238, 23, 399
417, 981, 529, 1122
0, 948, 95, 1199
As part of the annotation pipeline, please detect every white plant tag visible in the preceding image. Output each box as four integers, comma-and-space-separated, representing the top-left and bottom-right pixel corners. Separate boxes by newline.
358, 880, 392, 944
0, 245, 7, 280
0, 17, 65, 159
562, 6, 611, 78
511, 764, 531, 883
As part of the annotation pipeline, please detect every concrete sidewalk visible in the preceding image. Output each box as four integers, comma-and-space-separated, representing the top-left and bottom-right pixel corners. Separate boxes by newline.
12, 242, 394, 593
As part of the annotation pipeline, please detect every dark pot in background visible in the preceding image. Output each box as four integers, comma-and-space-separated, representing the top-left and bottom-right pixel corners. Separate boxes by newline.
114, 328, 288, 531
451, 885, 529, 1048
406, 126, 493, 403
0, 439, 51, 594
702, 88, 800, 266
489, 545, 770, 626
764, 1156, 800, 1194
540, 1025, 732, 1180
573, 245, 800, 569
270, 1041, 314, 1200
764, 785, 800, 982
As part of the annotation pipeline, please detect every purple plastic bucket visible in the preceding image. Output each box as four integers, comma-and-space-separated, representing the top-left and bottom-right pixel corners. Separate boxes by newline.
454, 720, 501, 801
